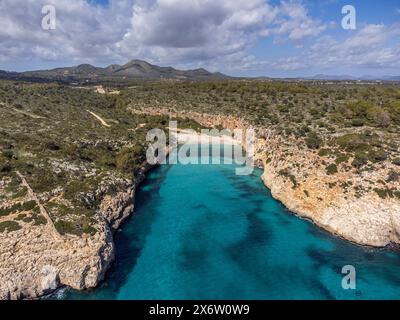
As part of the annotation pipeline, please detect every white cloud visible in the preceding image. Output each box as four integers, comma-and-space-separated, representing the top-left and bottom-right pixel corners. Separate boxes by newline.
261, 23, 400, 72
308, 24, 400, 69
117, 0, 278, 66
269, 1, 327, 41
0, 0, 134, 67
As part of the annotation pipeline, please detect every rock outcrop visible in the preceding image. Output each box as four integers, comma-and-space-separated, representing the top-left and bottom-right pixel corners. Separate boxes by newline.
0, 219, 114, 299
260, 153, 400, 247
0, 162, 154, 300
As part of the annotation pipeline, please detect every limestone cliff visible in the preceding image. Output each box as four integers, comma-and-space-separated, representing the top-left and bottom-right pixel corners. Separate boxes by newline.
0, 218, 114, 299
257, 134, 400, 247
0, 162, 153, 300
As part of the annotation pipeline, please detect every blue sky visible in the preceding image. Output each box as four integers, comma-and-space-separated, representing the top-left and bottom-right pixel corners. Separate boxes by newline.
0, 0, 399, 77
246, 0, 400, 77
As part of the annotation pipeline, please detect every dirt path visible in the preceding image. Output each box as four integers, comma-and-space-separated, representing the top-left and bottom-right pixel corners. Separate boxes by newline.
16, 171, 61, 240
0, 102, 46, 119
87, 110, 111, 128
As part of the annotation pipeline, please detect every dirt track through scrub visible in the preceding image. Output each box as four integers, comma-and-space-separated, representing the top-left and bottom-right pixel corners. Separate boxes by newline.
87, 110, 111, 128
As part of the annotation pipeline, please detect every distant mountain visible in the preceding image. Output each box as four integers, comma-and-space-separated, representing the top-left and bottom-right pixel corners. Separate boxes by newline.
307, 74, 357, 80
305, 74, 400, 81
0, 60, 230, 83
382, 75, 400, 81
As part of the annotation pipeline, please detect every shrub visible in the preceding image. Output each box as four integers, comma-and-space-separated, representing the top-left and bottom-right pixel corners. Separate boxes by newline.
0, 201, 33, 216
116, 145, 145, 173
0, 162, 11, 173
318, 149, 330, 157
83, 225, 97, 236
351, 118, 364, 127
21, 200, 37, 212
387, 170, 399, 183
336, 133, 378, 153
386, 101, 400, 124
392, 158, 400, 166
335, 153, 350, 165
326, 164, 338, 175
33, 214, 47, 226
305, 132, 322, 149
29, 170, 60, 193
63, 143, 78, 158
46, 142, 60, 151
369, 150, 388, 162
278, 169, 298, 188
0, 221, 21, 233
374, 188, 392, 199
347, 100, 373, 118
368, 107, 391, 127
2, 149, 13, 159
13, 186, 28, 198
278, 105, 289, 113
55, 220, 78, 235
15, 213, 27, 221
352, 152, 369, 168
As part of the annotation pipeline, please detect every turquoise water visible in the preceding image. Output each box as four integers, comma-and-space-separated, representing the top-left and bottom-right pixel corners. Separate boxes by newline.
63, 148, 400, 300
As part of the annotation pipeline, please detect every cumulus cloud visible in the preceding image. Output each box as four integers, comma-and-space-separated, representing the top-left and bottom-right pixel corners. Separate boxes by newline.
264, 23, 400, 71
117, 0, 278, 66
0, 0, 133, 67
265, 1, 327, 42
117, 0, 327, 66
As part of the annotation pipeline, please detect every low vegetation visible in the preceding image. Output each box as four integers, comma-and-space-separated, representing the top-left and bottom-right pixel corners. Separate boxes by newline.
0, 80, 199, 235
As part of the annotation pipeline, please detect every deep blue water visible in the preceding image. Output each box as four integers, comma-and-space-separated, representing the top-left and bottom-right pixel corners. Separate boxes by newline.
62, 149, 400, 300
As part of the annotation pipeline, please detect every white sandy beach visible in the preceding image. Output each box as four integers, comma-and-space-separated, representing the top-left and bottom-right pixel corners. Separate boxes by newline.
171, 128, 241, 146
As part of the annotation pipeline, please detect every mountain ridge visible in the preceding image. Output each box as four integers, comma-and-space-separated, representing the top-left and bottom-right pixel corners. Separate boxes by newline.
0, 61, 399, 83
0, 59, 230, 83
304, 74, 400, 81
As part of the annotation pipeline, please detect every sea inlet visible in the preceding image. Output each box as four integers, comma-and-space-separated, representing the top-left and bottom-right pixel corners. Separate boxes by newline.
61, 145, 400, 300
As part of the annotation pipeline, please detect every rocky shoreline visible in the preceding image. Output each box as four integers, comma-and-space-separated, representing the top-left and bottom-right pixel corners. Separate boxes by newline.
0, 159, 158, 300
256, 130, 400, 248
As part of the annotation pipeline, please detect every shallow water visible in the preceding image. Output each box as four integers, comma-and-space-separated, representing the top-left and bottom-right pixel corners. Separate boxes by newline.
63, 148, 400, 300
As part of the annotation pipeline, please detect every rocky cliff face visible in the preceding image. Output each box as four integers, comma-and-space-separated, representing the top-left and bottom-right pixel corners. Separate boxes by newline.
223, 119, 400, 247
0, 161, 154, 300
0, 218, 114, 299
257, 134, 400, 247
100, 164, 151, 231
